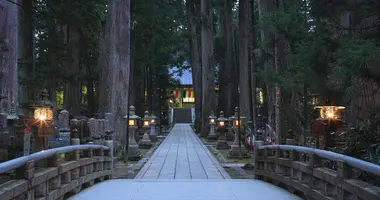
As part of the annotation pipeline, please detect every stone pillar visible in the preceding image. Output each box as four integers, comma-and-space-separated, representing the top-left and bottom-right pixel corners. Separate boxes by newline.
139, 128, 152, 148
228, 126, 242, 158
104, 140, 114, 173
128, 125, 141, 160
253, 140, 264, 178
23, 128, 31, 155
150, 123, 157, 142
286, 129, 296, 145
226, 127, 234, 141
216, 128, 230, 149
57, 109, 70, 146
207, 123, 216, 142
70, 119, 81, 145
139, 111, 152, 149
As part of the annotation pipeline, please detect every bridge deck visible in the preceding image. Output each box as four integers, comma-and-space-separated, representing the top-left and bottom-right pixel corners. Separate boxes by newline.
69, 124, 301, 200
135, 123, 230, 179
69, 179, 301, 200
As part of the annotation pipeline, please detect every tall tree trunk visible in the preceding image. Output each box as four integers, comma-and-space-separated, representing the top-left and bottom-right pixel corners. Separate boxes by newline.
225, 0, 235, 117
186, 0, 202, 133
0, 0, 19, 113
217, 2, 228, 114
19, 0, 35, 107
99, 0, 131, 126
258, 0, 276, 129
64, 27, 81, 116
238, 0, 250, 119
249, 0, 257, 132
200, 0, 216, 137
274, 0, 285, 143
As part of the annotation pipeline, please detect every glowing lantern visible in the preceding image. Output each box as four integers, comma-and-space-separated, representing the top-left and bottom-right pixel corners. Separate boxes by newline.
209, 111, 217, 125
124, 106, 140, 127
217, 111, 228, 128
314, 105, 345, 120
230, 107, 245, 128
34, 108, 53, 121
143, 111, 151, 128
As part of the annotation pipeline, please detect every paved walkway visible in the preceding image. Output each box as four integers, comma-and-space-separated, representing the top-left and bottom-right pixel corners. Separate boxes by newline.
135, 123, 230, 179
70, 179, 302, 200
70, 123, 301, 200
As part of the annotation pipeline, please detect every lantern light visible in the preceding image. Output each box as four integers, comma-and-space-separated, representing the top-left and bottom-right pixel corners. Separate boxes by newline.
129, 119, 135, 126
143, 110, 151, 127
209, 111, 217, 124
230, 107, 245, 128
30, 89, 54, 122
315, 105, 345, 120
124, 106, 140, 127
217, 111, 228, 128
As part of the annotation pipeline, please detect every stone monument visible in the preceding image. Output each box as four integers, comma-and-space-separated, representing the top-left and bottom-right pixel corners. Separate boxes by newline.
58, 109, 70, 146
216, 111, 230, 149
124, 106, 141, 161
139, 111, 152, 149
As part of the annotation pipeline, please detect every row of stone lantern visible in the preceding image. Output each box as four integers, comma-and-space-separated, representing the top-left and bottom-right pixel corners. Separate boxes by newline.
124, 106, 158, 161
209, 107, 250, 158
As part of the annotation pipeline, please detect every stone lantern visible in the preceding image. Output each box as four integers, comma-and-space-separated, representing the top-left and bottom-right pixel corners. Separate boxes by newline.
139, 111, 152, 149
228, 107, 246, 158
149, 113, 157, 142
216, 111, 230, 149
29, 89, 54, 151
207, 111, 217, 142
124, 106, 141, 161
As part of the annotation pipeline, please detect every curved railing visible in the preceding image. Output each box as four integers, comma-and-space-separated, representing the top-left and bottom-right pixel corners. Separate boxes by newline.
254, 145, 380, 200
0, 145, 112, 200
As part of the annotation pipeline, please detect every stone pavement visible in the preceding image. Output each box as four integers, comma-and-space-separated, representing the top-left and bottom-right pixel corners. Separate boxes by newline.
69, 123, 301, 200
135, 123, 230, 179
69, 179, 302, 200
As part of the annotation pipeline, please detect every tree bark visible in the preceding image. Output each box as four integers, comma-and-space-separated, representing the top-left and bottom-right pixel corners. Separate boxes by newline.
64, 27, 81, 116
217, 2, 228, 114
225, 0, 235, 117
99, 0, 131, 126
19, 0, 34, 107
249, 0, 257, 132
186, 0, 202, 133
0, 0, 19, 113
200, 0, 216, 137
238, 0, 250, 119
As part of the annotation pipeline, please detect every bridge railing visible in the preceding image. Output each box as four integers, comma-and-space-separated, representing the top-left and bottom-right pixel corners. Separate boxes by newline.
255, 145, 380, 200
0, 144, 112, 200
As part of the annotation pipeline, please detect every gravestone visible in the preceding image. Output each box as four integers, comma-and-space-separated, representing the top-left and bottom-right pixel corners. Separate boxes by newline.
57, 110, 70, 146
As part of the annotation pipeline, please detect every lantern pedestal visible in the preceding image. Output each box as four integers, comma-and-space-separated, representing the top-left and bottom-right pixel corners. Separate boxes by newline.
228, 127, 250, 159
226, 127, 234, 141
139, 128, 152, 149
216, 128, 230, 149
128, 126, 141, 161
149, 124, 157, 142
207, 124, 217, 142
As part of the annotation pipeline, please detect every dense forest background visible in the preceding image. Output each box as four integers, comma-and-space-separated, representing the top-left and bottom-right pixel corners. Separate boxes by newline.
1, 0, 380, 164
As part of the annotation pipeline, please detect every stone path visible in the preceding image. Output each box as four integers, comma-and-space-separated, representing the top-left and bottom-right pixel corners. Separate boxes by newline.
135, 123, 230, 179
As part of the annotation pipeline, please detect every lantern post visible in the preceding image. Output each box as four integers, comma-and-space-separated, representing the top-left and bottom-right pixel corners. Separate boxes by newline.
149, 113, 157, 142
216, 111, 230, 149
139, 111, 152, 149
310, 105, 345, 150
228, 107, 246, 158
29, 89, 54, 151
207, 111, 217, 142
123, 106, 141, 161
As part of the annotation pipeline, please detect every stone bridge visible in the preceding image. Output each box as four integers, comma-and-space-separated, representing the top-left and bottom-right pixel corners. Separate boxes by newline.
0, 124, 379, 200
